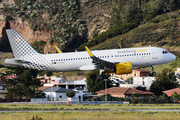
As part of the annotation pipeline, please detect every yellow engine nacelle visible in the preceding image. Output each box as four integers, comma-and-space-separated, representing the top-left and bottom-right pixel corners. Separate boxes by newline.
115, 62, 132, 74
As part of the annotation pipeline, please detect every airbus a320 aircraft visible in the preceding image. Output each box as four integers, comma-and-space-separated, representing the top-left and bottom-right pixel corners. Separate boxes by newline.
5, 29, 176, 77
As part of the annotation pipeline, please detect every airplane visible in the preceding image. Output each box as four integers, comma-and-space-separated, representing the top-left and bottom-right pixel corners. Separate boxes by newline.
5, 29, 176, 78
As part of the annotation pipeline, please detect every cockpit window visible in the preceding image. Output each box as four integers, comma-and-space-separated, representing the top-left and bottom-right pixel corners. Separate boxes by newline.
162, 51, 168, 54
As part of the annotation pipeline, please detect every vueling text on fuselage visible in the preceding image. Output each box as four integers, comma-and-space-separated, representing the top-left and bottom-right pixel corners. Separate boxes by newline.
117, 49, 148, 54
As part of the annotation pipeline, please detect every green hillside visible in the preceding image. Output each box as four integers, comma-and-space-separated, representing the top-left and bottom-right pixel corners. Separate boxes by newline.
91, 10, 180, 73
1, 0, 180, 74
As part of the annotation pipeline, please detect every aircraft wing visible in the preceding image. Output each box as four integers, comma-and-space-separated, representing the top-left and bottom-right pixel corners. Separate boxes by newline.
85, 46, 133, 74
85, 46, 115, 70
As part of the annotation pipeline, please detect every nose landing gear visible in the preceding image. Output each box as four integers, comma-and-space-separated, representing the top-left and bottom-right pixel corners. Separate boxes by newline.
151, 65, 156, 76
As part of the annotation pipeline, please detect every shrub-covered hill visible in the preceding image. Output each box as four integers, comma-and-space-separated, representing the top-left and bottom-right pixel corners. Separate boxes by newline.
2, 0, 180, 52
91, 10, 180, 73
1, 0, 113, 51
1, 0, 180, 74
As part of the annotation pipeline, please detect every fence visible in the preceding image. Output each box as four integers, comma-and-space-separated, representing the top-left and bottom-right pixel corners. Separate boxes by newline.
0, 99, 31, 103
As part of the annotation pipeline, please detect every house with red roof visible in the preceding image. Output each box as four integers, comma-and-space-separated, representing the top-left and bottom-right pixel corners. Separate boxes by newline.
163, 88, 180, 96
114, 68, 150, 80
95, 87, 154, 98
38, 86, 52, 91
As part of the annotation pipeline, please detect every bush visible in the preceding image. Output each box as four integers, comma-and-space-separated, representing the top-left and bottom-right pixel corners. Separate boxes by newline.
66, 92, 75, 97
168, 41, 175, 46
31, 115, 43, 120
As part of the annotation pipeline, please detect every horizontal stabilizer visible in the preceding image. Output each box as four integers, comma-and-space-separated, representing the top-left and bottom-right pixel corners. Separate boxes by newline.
5, 58, 30, 66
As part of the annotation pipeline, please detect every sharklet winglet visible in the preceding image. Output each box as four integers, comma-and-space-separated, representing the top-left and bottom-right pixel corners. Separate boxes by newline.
85, 46, 94, 57
55, 45, 63, 53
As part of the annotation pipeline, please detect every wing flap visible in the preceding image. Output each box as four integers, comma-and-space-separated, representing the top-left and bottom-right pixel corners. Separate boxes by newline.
85, 46, 115, 70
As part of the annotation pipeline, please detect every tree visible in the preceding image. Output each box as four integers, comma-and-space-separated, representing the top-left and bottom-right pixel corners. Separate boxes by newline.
161, 93, 169, 103
132, 92, 140, 98
171, 92, 180, 103
86, 71, 112, 94
136, 86, 147, 91
127, 77, 133, 84
0, 66, 42, 99
150, 68, 179, 95
34, 90, 46, 98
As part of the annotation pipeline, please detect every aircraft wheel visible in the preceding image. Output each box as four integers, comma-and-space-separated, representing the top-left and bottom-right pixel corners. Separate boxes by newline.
97, 75, 103, 80
90, 74, 96, 79
152, 72, 156, 76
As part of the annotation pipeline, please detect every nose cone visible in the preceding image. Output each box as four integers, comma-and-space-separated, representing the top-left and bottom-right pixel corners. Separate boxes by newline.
169, 54, 176, 62
172, 54, 176, 61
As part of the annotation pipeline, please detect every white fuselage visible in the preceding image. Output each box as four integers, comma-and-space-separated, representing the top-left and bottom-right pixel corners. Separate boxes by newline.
41, 47, 176, 72
5, 29, 176, 73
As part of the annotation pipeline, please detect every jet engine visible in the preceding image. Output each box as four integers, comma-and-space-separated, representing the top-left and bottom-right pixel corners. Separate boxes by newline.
105, 62, 133, 74
115, 62, 132, 74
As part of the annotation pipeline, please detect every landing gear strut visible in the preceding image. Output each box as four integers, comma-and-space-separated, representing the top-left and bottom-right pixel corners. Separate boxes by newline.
151, 65, 156, 76
90, 71, 96, 79
97, 69, 105, 80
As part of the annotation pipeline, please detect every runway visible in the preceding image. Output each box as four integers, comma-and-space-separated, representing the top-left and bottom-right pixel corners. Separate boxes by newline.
0, 109, 180, 112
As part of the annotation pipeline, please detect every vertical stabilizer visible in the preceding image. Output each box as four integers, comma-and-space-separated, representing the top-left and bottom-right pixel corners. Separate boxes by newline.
6, 29, 38, 58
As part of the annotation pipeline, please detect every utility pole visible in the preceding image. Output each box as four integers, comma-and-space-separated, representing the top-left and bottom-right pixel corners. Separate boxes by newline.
51, 86, 52, 102
104, 79, 108, 102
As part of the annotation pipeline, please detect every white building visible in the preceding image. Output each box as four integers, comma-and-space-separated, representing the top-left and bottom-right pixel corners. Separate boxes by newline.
120, 77, 155, 90
43, 87, 86, 101
133, 77, 155, 90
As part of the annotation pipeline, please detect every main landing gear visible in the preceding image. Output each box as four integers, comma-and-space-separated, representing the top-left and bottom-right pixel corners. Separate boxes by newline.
151, 65, 156, 76
90, 70, 104, 80
90, 71, 96, 79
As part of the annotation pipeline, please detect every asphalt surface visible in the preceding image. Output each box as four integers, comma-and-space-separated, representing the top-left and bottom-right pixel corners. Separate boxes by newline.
1, 109, 180, 112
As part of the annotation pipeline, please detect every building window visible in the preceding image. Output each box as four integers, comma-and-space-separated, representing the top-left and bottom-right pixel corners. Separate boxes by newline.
59, 96, 62, 98
0, 86, 3, 90
134, 74, 136, 76
126, 74, 129, 76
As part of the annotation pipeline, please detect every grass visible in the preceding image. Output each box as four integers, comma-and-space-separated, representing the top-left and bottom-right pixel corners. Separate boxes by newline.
1, 104, 180, 119
0, 111, 180, 120
1, 104, 180, 110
